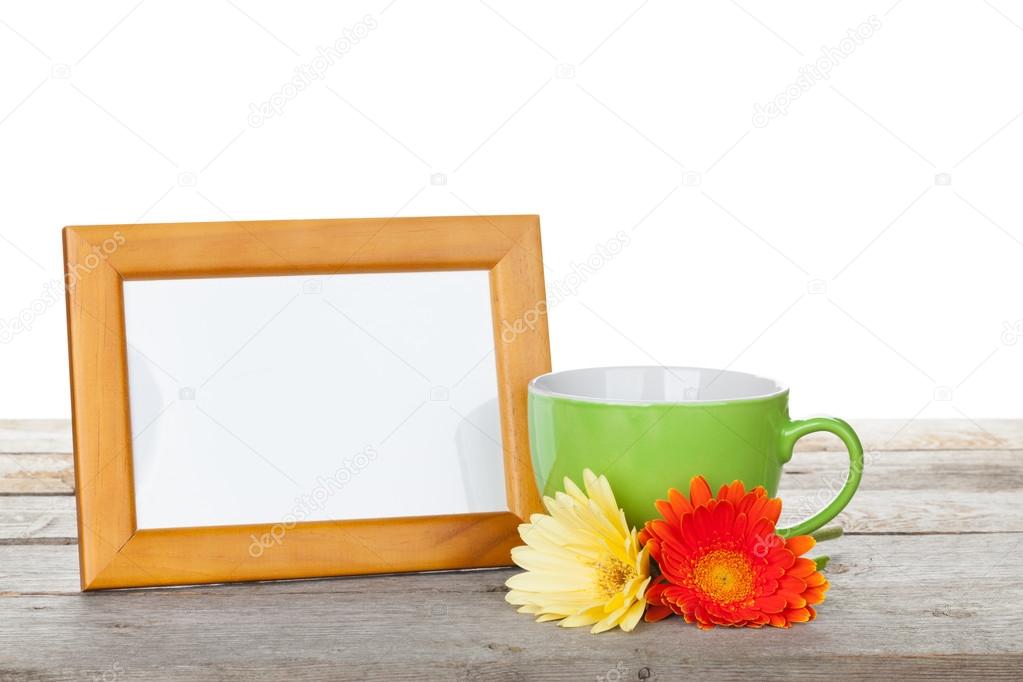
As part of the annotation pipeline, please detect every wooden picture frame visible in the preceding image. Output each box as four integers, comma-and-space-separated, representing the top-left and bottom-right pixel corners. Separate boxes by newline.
63, 215, 550, 590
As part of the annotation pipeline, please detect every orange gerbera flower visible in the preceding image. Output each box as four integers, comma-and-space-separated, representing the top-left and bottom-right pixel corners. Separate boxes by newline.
640, 476, 829, 629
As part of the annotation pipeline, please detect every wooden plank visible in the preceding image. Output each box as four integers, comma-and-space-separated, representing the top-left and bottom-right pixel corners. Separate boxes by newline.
0, 535, 1019, 680
795, 419, 1023, 452
0, 496, 77, 543
0, 545, 81, 593
0, 420, 71, 454
777, 449, 1023, 532
782, 449, 1023, 491
779, 489, 1022, 533
0, 454, 74, 494
0, 449, 1018, 536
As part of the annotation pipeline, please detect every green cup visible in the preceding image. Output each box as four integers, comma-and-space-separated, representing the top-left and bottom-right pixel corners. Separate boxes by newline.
528, 366, 863, 536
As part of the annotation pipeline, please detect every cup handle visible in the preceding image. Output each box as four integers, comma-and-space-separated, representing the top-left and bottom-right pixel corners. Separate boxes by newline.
775, 416, 864, 537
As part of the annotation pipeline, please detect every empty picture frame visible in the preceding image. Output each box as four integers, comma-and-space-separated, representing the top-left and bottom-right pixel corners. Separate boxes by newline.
63, 215, 550, 590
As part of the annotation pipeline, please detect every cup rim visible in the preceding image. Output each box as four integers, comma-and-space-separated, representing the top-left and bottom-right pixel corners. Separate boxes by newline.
528, 365, 789, 406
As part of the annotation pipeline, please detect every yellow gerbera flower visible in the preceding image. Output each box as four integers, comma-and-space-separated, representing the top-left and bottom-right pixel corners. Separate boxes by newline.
505, 469, 651, 633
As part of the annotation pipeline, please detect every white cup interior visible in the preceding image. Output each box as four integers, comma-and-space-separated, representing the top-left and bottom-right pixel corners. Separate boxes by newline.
529, 366, 787, 404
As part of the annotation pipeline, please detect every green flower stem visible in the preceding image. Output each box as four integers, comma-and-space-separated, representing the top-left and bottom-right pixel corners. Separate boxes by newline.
813, 555, 830, 571
810, 525, 843, 543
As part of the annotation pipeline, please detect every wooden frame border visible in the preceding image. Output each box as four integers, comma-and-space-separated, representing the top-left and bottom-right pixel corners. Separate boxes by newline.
63, 215, 550, 590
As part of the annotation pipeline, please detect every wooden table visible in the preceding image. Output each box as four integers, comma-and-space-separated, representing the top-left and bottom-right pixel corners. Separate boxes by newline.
1, 419, 1021, 680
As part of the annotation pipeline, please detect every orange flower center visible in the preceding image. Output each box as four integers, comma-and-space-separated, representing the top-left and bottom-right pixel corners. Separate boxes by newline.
692, 549, 754, 604
594, 555, 636, 599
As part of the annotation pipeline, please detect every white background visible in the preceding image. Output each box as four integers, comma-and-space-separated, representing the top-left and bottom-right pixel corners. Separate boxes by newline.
1, 0, 1021, 420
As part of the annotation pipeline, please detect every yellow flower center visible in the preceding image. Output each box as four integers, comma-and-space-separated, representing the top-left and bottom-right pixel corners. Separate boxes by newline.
692, 549, 754, 604
594, 555, 636, 599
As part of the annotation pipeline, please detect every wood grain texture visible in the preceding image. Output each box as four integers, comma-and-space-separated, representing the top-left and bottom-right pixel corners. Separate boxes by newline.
0, 454, 73, 494
64, 216, 550, 590
777, 449, 1023, 532
794, 418, 1023, 451
0, 496, 77, 543
489, 216, 549, 517
0, 420, 71, 454
64, 226, 136, 590
71, 214, 542, 279
0, 534, 1020, 680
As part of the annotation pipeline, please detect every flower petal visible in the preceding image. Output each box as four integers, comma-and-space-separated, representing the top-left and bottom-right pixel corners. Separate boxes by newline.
590, 601, 632, 634
778, 575, 806, 593
803, 586, 828, 605
754, 594, 787, 613
559, 605, 606, 628
717, 480, 744, 505
785, 535, 816, 556
689, 476, 713, 507
668, 488, 693, 516
731, 511, 748, 538
644, 603, 674, 622
789, 557, 818, 578
619, 599, 647, 632
805, 572, 828, 588
778, 590, 807, 609
505, 570, 591, 593
654, 499, 679, 525
783, 607, 812, 623
763, 498, 782, 524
